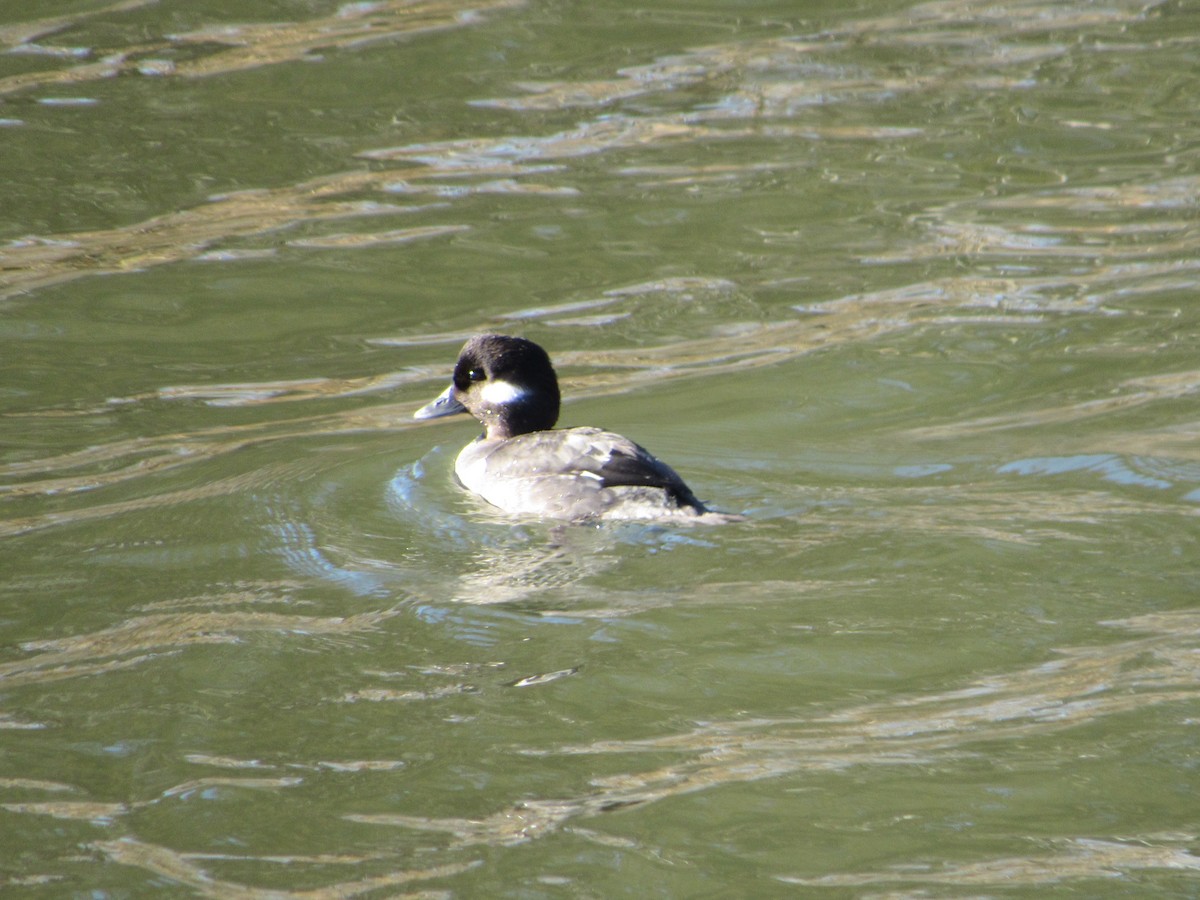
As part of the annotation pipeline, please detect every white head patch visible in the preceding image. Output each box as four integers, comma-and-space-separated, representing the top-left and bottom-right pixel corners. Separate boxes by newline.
480, 379, 529, 406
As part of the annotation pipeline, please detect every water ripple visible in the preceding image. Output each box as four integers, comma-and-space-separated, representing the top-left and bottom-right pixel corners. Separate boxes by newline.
345, 609, 1200, 871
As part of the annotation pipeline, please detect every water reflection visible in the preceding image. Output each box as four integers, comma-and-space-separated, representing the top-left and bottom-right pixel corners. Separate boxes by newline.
5, 0, 1195, 315
342, 610, 1200, 881
778, 836, 1200, 888
9, 609, 1193, 891
0, 588, 399, 689
0, 0, 524, 97
95, 837, 477, 899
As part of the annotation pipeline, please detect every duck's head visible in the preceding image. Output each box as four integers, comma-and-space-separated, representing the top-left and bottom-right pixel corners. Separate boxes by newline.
414, 334, 561, 439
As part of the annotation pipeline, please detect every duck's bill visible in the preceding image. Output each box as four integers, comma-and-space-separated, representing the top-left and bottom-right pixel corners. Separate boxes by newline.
414, 384, 467, 420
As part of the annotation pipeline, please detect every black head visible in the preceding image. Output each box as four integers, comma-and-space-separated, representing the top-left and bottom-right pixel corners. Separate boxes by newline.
416, 334, 561, 439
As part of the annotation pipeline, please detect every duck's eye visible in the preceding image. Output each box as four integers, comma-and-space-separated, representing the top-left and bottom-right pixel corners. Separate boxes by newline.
467, 368, 485, 383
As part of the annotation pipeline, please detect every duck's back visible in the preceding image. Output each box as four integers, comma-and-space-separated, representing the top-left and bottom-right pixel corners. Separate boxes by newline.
454, 426, 707, 521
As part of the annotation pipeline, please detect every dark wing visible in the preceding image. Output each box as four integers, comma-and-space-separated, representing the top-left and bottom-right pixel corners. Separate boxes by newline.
588, 438, 697, 495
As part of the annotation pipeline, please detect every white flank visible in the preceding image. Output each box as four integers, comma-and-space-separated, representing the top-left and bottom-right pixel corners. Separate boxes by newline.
480, 379, 528, 406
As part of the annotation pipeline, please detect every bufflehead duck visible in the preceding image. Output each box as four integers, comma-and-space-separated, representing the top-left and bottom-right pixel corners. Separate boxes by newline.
415, 334, 732, 522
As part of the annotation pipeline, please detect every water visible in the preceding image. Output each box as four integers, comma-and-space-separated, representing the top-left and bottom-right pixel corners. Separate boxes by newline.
2, 0, 1199, 895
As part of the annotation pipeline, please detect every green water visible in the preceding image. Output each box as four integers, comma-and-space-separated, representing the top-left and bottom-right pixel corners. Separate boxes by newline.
2, 0, 1199, 895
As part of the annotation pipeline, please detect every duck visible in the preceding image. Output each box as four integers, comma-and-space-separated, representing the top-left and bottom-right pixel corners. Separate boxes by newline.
414, 334, 734, 522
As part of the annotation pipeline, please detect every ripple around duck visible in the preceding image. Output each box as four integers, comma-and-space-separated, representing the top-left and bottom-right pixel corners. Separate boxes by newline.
385, 444, 726, 607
